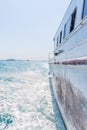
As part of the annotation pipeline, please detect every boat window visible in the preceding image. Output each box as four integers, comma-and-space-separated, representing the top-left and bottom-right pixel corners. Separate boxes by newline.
59, 31, 62, 43
64, 17, 71, 38
82, 0, 87, 18
63, 8, 77, 39
70, 8, 77, 32
57, 37, 59, 46
63, 24, 66, 39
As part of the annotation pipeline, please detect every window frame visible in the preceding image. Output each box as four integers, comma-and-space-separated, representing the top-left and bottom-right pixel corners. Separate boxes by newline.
64, 16, 71, 38
63, 7, 77, 39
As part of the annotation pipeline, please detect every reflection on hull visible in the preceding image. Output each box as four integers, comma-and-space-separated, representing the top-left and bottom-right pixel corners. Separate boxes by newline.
49, 64, 87, 130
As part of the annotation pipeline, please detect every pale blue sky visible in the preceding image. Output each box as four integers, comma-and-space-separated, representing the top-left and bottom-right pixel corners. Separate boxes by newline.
0, 0, 71, 60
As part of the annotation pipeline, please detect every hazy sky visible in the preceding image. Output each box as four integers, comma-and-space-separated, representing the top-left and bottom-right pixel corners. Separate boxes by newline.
0, 0, 71, 60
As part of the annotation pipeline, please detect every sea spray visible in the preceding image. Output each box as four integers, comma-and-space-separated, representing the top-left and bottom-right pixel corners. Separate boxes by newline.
0, 61, 66, 130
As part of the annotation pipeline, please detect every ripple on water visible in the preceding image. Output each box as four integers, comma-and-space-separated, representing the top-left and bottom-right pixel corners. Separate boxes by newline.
0, 114, 14, 130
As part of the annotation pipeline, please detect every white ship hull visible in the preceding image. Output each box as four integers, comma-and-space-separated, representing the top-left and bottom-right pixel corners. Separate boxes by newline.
49, 63, 87, 130
49, 0, 87, 129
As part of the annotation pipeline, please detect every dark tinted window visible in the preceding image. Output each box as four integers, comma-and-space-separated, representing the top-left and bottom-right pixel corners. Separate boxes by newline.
59, 31, 62, 43
63, 24, 66, 39
82, 0, 87, 18
63, 8, 77, 39
70, 8, 77, 32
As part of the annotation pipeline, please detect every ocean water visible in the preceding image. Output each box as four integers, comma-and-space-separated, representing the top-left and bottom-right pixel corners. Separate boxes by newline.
0, 60, 66, 130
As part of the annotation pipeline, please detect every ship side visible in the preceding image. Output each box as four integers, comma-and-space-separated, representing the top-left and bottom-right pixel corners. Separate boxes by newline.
49, 0, 87, 130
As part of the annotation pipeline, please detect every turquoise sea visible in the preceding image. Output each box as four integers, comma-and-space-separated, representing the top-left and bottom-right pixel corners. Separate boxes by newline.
0, 60, 65, 130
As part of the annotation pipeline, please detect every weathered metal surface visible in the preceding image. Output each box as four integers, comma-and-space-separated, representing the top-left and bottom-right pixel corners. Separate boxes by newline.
49, 64, 87, 130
